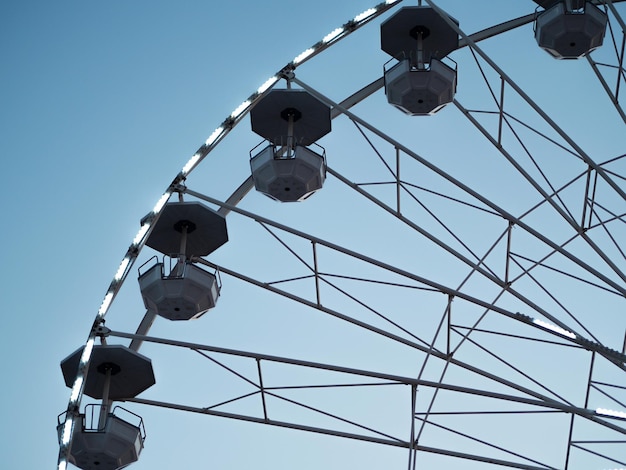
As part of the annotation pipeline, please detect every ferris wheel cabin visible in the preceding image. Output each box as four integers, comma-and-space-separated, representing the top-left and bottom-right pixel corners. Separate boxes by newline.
380, 6, 459, 115
138, 257, 221, 320
249, 88, 331, 202
59, 345, 155, 470
534, 0, 608, 59
250, 143, 326, 202
139, 201, 228, 320
58, 405, 146, 470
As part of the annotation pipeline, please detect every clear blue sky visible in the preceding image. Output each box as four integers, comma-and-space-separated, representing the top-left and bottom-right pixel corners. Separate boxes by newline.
1, 1, 625, 469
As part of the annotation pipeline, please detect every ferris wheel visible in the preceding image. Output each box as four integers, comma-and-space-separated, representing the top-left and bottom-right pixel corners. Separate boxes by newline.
58, 1, 626, 469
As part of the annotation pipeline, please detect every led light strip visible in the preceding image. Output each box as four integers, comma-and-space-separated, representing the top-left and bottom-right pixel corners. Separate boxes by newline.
596, 408, 626, 419
510, 310, 626, 363
57, 1, 403, 468
532, 318, 577, 339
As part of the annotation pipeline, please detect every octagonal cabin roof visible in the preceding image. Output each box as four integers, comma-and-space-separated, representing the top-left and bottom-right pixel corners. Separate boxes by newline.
146, 201, 228, 257
250, 89, 331, 146
61, 344, 155, 400
381, 6, 459, 61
